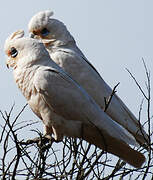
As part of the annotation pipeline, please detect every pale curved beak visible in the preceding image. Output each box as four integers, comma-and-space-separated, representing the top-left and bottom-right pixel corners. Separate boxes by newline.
6, 60, 10, 69
29, 33, 56, 46
29, 32, 35, 38
6, 58, 14, 69
29, 33, 42, 41
42, 39, 56, 46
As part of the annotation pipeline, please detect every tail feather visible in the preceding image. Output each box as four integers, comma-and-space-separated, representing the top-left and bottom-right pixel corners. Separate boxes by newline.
61, 120, 145, 168
83, 124, 145, 168
110, 95, 149, 146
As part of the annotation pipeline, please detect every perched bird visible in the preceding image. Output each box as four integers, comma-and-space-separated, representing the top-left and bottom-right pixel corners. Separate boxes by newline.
5, 30, 145, 168
28, 10, 149, 146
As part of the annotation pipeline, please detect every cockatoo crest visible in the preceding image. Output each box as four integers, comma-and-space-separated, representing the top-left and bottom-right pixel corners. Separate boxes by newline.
5, 30, 24, 48
9, 30, 24, 40
28, 10, 75, 46
28, 10, 54, 32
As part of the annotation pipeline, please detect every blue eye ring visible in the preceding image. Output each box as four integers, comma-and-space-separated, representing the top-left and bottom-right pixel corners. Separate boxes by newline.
40, 28, 49, 37
10, 47, 18, 58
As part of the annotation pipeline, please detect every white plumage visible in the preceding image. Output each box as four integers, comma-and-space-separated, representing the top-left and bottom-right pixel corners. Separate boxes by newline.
5, 30, 145, 167
28, 10, 148, 146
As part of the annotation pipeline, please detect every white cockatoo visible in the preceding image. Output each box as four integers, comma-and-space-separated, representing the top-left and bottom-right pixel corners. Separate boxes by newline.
28, 10, 148, 146
5, 30, 145, 168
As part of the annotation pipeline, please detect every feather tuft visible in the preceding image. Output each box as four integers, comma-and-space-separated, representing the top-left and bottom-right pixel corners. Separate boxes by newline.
45, 10, 54, 18
8, 30, 24, 40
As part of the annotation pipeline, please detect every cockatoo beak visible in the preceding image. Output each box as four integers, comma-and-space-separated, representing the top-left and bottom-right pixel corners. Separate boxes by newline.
29, 32, 56, 46
29, 33, 41, 40
6, 59, 10, 69
29, 32, 35, 38
6, 58, 16, 69
6, 63, 9, 69
42, 39, 56, 46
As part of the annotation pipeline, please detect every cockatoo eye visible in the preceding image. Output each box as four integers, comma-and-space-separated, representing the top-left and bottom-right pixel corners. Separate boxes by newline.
10, 47, 18, 58
40, 28, 49, 37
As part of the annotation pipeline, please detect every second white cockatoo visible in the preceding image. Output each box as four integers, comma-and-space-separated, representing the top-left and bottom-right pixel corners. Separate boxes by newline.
5, 30, 145, 167
28, 10, 149, 146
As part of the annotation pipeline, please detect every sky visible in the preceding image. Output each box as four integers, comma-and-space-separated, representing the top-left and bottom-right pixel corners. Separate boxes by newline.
0, 0, 152, 177
0, 0, 152, 115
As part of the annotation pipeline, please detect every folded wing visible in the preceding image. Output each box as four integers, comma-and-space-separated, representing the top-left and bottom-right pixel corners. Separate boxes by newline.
33, 66, 145, 167
50, 47, 149, 145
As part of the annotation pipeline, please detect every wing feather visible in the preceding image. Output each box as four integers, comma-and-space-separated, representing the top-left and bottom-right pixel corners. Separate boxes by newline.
33, 66, 137, 146
50, 47, 149, 145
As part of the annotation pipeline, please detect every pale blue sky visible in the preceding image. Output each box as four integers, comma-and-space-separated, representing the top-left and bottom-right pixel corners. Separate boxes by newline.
0, 0, 151, 119
0, 0, 152, 178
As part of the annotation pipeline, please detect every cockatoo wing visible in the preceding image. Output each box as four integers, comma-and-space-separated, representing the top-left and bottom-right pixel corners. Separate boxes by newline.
33, 66, 145, 168
50, 47, 148, 145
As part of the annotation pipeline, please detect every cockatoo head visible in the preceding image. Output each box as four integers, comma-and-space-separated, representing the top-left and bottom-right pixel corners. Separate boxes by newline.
4, 30, 49, 69
28, 10, 75, 47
